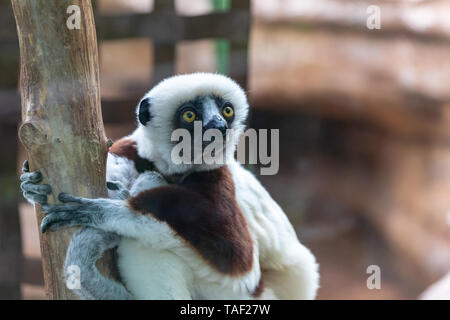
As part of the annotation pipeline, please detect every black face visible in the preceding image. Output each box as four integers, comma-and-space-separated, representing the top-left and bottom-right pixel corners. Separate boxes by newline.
174, 95, 235, 137
172, 95, 235, 159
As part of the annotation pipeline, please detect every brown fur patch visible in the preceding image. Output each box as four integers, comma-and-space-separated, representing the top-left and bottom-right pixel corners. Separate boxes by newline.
109, 138, 137, 160
252, 276, 265, 298
109, 138, 154, 173
128, 166, 254, 276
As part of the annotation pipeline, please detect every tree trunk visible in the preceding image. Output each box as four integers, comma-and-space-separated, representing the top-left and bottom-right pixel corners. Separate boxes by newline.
11, 0, 115, 299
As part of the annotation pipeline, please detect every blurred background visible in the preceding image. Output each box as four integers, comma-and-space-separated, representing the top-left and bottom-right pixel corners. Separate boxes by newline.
1, 0, 450, 299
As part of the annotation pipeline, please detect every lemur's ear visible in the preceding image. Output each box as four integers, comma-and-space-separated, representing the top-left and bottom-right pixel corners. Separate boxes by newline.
138, 98, 152, 126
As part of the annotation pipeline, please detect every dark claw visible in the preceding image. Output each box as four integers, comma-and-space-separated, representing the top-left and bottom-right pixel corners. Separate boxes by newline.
22, 160, 29, 173
41, 221, 75, 233
41, 217, 51, 233
41, 211, 89, 233
107, 181, 120, 191
41, 212, 70, 233
41, 215, 64, 233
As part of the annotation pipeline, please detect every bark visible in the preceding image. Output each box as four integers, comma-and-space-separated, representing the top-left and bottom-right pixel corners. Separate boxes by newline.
11, 0, 115, 299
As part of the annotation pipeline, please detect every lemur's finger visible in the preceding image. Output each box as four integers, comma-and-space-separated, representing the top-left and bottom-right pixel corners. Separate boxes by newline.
41, 216, 74, 233
42, 204, 81, 215
20, 171, 42, 183
41, 221, 68, 233
23, 191, 47, 205
22, 160, 29, 173
58, 193, 90, 204
41, 212, 89, 233
107, 181, 124, 191
21, 181, 52, 195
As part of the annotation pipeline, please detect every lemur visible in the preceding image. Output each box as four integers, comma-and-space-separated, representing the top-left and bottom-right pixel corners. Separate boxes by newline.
20, 73, 319, 300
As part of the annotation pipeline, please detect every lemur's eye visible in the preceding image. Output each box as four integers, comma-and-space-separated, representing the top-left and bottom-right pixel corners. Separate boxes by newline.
182, 110, 196, 123
222, 105, 234, 118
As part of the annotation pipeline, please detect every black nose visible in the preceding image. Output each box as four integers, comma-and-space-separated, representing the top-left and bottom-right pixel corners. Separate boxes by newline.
203, 117, 228, 136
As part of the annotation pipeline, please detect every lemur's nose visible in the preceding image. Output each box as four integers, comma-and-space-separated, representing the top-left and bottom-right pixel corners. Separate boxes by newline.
203, 116, 228, 135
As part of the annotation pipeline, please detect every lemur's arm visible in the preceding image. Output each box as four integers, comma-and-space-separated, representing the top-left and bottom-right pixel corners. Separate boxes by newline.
20, 154, 172, 248
40, 187, 181, 251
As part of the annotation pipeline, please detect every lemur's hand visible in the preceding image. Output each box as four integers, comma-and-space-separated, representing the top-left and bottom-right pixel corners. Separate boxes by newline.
41, 193, 116, 234
20, 160, 52, 205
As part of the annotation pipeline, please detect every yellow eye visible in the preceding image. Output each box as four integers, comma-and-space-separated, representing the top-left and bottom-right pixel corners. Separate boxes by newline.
182, 110, 196, 123
222, 105, 234, 118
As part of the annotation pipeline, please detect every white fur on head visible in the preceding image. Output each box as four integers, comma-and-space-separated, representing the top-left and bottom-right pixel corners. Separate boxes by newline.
133, 73, 250, 175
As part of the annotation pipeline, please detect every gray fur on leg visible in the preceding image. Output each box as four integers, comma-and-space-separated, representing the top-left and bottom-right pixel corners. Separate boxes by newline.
64, 228, 133, 300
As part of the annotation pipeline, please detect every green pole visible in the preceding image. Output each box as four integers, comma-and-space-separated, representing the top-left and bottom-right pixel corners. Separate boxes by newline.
212, 0, 230, 75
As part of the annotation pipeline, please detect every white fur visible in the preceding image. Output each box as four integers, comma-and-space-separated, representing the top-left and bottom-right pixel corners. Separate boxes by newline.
113, 159, 319, 300
106, 153, 139, 199
134, 73, 249, 176
228, 160, 320, 299
117, 237, 264, 300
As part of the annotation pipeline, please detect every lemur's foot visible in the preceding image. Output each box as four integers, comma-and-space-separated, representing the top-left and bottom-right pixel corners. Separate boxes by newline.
107, 180, 130, 200
41, 193, 112, 234
20, 160, 52, 205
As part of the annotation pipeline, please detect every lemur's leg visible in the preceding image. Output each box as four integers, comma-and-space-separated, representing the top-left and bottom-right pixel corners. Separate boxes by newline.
65, 179, 131, 299
64, 181, 133, 300
64, 228, 133, 300
63, 172, 172, 300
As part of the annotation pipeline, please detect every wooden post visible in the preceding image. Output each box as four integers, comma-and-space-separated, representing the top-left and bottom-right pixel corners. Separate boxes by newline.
11, 0, 115, 299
